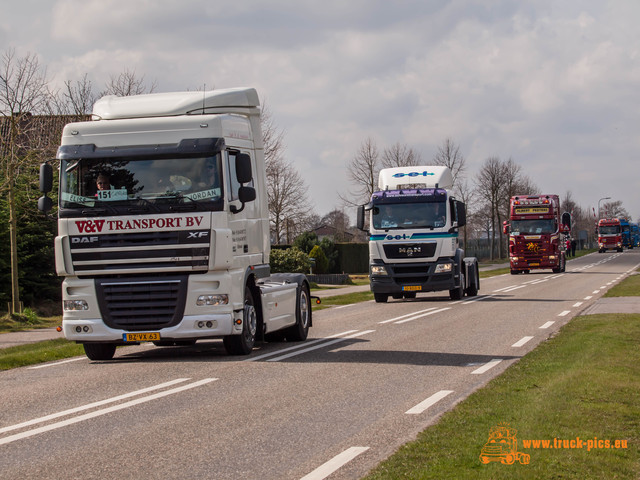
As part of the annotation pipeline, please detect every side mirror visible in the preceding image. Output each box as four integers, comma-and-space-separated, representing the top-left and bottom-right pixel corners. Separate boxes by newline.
238, 186, 256, 203
38, 195, 53, 213
503, 221, 509, 235
357, 205, 365, 231
40, 162, 53, 193
455, 200, 466, 227
235, 153, 253, 184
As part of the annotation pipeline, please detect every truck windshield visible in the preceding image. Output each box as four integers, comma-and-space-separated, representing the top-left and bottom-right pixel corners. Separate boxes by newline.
510, 219, 555, 235
372, 201, 446, 230
59, 154, 223, 212
599, 225, 621, 235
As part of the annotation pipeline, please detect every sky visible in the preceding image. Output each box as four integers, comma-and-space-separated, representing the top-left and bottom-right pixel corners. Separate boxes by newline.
2, 0, 639, 222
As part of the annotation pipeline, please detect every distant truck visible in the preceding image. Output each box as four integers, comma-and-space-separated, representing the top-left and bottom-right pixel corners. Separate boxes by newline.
480, 424, 530, 465
620, 218, 633, 249
38, 88, 314, 360
597, 218, 623, 252
357, 166, 479, 302
503, 195, 570, 275
631, 223, 640, 248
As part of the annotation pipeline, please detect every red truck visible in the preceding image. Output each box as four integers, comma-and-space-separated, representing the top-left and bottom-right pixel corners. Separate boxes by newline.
597, 218, 623, 253
503, 195, 570, 275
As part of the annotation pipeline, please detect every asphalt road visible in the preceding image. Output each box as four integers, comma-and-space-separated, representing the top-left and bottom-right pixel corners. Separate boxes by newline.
1, 251, 638, 480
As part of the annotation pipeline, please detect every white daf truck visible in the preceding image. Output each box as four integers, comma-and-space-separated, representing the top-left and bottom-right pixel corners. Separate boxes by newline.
357, 166, 479, 303
38, 88, 313, 360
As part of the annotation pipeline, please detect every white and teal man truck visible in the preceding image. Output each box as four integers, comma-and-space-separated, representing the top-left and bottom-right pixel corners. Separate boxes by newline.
357, 166, 479, 303
38, 88, 314, 360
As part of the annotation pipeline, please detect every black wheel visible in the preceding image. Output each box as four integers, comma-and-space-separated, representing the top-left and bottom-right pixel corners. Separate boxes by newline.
374, 293, 388, 303
284, 284, 311, 341
223, 286, 257, 355
510, 269, 519, 275
465, 267, 479, 297
449, 273, 464, 300
83, 343, 116, 361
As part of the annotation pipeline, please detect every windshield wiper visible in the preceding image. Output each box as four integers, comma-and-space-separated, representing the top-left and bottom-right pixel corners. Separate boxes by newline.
131, 195, 161, 213
168, 193, 203, 211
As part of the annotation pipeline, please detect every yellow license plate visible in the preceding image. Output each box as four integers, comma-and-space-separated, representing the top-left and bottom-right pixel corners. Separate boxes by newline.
529, 263, 540, 267
403, 285, 422, 291
123, 332, 161, 342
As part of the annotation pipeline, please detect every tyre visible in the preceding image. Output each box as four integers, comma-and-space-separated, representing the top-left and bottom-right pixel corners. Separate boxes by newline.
284, 283, 311, 342
374, 293, 388, 303
83, 343, 116, 361
449, 273, 464, 300
465, 267, 479, 297
223, 286, 257, 355
510, 269, 519, 275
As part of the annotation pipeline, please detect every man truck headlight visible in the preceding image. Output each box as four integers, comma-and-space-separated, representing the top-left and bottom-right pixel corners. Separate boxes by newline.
434, 263, 453, 273
371, 265, 388, 276
64, 300, 89, 311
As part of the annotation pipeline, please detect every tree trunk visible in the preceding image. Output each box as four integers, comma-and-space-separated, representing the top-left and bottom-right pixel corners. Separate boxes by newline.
8, 163, 20, 314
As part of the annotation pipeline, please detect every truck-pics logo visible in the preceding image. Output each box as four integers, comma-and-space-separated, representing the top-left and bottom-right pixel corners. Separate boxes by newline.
480, 423, 530, 465
75, 216, 204, 233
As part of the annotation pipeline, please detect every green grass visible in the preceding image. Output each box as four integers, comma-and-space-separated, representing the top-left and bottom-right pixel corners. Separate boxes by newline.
605, 272, 640, 297
312, 291, 374, 310
0, 338, 84, 370
364, 314, 640, 479
0, 314, 61, 333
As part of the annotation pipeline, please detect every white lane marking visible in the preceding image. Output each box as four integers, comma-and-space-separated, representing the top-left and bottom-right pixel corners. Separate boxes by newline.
502, 285, 526, 293
530, 279, 549, 284
573, 302, 583, 307
539, 321, 555, 329
378, 308, 437, 324
267, 330, 375, 362
395, 308, 451, 324
300, 446, 370, 480
334, 304, 357, 310
0, 378, 191, 435
0, 378, 216, 446
558, 311, 571, 317
405, 390, 454, 415
471, 359, 503, 374
463, 294, 495, 304
600, 286, 607, 289
584, 296, 593, 300
493, 285, 518, 293
512, 336, 534, 347
28, 357, 85, 369
592, 290, 600, 294
244, 331, 359, 362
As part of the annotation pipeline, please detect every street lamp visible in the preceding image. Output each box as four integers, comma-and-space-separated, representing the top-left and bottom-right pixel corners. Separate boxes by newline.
598, 196, 611, 219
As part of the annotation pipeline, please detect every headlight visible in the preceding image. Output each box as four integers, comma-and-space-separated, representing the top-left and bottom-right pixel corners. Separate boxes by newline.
64, 300, 89, 311
371, 265, 388, 275
549, 255, 557, 261
434, 263, 453, 273
196, 294, 229, 306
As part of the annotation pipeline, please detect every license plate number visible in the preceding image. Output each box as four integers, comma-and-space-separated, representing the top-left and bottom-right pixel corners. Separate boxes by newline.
402, 285, 422, 291
123, 332, 161, 342
529, 263, 539, 267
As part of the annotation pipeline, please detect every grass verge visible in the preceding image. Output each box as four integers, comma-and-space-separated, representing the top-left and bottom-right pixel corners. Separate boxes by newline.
312, 291, 374, 311
0, 338, 84, 371
605, 271, 640, 297
364, 313, 640, 479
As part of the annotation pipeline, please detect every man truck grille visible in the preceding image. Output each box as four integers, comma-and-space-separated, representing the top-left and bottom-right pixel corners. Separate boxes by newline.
70, 230, 210, 276
95, 276, 188, 331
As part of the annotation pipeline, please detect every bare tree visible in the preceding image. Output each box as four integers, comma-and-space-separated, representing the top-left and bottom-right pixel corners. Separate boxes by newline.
602, 200, 629, 220
0, 48, 50, 314
101, 68, 157, 97
433, 137, 466, 187
474, 157, 505, 260
321, 209, 351, 242
53, 74, 98, 115
341, 137, 380, 207
262, 105, 311, 244
381, 142, 421, 168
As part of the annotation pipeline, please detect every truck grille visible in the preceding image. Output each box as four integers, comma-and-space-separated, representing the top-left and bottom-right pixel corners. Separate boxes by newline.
95, 276, 188, 331
70, 230, 210, 276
